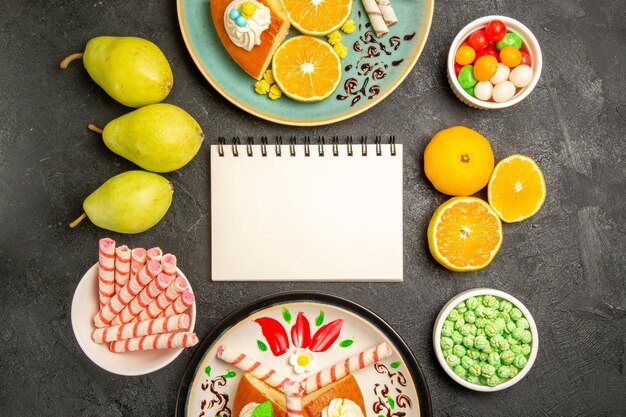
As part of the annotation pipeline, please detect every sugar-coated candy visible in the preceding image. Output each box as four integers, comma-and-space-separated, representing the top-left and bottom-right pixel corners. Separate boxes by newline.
473, 55, 498, 81
454, 364, 467, 378
458, 65, 477, 89
485, 20, 507, 42
500, 46, 522, 67
455, 45, 476, 66
229, 9, 241, 19
492, 81, 516, 103
474, 81, 493, 101
475, 47, 499, 62
468, 29, 489, 51
520, 50, 532, 66
236, 16, 248, 27
490, 63, 510, 84
496, 32, 523, 50
509, 64, 533, 88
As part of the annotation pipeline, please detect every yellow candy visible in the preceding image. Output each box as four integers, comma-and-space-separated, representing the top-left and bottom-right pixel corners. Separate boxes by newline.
263, 69, 275, 84
254, 79, 270, 95
268, 84, 282, 100
327, 30, 342, 46
341, 19, 356, 34
239, 1, 257, 19
333, 43, 348, 59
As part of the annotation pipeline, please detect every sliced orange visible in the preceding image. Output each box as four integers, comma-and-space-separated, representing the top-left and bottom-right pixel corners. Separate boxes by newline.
272, 36, 342, 102
488, 154, 546, 223
427, 197, 503, 272
280, 0, 353, 35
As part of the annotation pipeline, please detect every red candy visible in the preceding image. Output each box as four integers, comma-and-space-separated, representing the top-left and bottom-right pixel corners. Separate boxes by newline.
454, 63, 462, 77
468, 29, 489, 51
485, 20, 507, 42
475, 47, 499, 62
520, 50, 532, 66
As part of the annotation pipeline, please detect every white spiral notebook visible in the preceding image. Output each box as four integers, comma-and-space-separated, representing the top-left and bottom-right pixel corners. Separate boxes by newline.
210, 137, 403, 282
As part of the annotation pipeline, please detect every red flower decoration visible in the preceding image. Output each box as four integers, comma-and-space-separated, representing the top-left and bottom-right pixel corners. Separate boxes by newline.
291, 312, 311, 349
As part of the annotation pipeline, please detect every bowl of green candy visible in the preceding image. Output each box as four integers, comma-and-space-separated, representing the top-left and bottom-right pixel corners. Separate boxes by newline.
433, 288, 538, 392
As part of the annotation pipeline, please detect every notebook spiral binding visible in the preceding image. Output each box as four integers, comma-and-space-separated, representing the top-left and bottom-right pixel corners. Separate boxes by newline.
217, 136, 397, 157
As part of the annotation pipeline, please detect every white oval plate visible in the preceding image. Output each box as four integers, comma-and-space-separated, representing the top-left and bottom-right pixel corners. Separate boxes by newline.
71, 263, 196, 376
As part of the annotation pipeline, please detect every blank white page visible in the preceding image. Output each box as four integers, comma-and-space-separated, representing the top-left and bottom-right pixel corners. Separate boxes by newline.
210, 143, 403, 281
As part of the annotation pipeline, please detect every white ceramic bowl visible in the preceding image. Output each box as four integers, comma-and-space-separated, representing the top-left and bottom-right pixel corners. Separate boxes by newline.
71, 263, 196, 376
433, 288, 538, 392
447, 16, 542, 109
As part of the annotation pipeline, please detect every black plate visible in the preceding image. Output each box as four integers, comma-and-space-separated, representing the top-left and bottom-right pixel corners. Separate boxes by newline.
176, 291, 432, 416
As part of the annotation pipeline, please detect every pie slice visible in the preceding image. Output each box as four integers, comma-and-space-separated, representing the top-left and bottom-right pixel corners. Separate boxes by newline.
211, 0, 290, 80
232, 373, 366, 417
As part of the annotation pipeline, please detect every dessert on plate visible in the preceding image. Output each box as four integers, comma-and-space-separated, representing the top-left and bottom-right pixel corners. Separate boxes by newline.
211, 0, 290, 79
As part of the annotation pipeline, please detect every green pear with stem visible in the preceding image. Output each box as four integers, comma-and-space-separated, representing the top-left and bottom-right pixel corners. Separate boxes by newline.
70, 171, 173, 234
88, 103, 204, 173
60, 36, 173, 107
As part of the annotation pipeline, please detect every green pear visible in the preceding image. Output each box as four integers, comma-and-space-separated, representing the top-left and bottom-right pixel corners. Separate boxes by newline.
88, 103, 204, 173
70, 171, 173, 234
61, 36, 173, 107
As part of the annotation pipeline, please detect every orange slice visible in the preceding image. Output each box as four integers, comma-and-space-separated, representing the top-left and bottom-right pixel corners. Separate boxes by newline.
272, 36, 342, 102
428, 197, 503, 272
280, 0, 353, 35
488, 154, 546, 223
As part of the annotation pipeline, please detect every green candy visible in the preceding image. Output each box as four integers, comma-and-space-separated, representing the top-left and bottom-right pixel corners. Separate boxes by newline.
441, 325, 453, 337
510, 308, 523, 321
474, 335, 489, 350
461, 356, 474, 369
507, 334, 519, 346
441, 337, 454, 350
516, 318, 529, 330
513, 355, 527, 369
481, 364, 496, 378
521, 330, 533, 344
453, 345, 466, 357
469, 363, 481, 376
464, 311, 476, 324
454, 317, 466, 330
490, 335, 505, 348
448, 309, 460, 321
479, 353, 488, 362
486, 375, 501, 387
476, 329, 485, 336
482, 344, 493, 354
479, 376, 487, 386
458, 65, 477, 89
468, 323, 477, 335
497, 365, 511, 378
475, 317, 487, 329
506, 320, 517, 333
475, 305, 485, 317
446, 354, 460, 367
509, 365, 519, 378
453, 364, 466, 378
499, 300, 513, 312
521, 344, 532, 356
501, 350, 515, 365
462, 335, 475, 348
463, 86, 475, 97
442, 348, 453, 358
467, 375, 480, 384
459, 323, 472, 336
484, 322, 500, 337
512, 327, 525, 340
467, 348, 480, 359
488, 352, 501, 366
496, 32, 523, 50
499, 311, 511, 322
451, 331, 463, 344
455, 301, 467, 313
483, 295, 498, 308
494, 318, 506, 332
466, 296, 479, 310
510, 344, 522, 354
483, 307, 497, 318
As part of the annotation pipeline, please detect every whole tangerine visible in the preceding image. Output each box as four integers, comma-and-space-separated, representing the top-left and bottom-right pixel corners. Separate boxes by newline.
424, 126, 495, 196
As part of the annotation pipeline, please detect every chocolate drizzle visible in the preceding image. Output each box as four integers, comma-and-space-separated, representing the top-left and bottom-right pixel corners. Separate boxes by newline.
337, 27, 418, 106
371, 363, 413, 417
198, 376, 231, 417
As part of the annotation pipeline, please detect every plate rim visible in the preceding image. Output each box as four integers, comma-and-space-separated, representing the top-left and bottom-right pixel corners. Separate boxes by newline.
176, 0, 435, 126
175, 291, 433, 416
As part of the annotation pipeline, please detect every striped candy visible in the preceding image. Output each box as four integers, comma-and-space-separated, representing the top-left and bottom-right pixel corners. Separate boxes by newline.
93, 260, 162, 328
161, 253, 177, 278
98, 238, 116, 307
114, 245, 131, 293
146, 247, 163, 263
130, 248, 147, 280
112, 272, 172, 324
135, 276, 188, 322
159, 290, 194, 317
216, 344, 291, 391
303, 342, 392, 394
93, 313, 190, 344
283, 380, 305, 417
109, 331, 198, 353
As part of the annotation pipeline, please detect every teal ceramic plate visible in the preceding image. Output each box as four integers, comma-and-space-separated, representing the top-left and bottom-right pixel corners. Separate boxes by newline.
177, 0, 434, 126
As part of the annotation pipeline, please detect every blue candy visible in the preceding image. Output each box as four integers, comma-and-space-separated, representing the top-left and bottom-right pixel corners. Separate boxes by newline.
229, 9, 241, 20
236, 16, 247, 27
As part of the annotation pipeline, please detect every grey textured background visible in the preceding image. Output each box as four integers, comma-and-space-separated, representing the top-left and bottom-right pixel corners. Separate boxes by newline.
1, 0, 625, 416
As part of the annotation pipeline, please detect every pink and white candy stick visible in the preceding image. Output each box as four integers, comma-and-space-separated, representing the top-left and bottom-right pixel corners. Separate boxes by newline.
146, 247, 163, 262
303, 342, 392, 394
114, 245, 131, 293
159, 290, 194, 317
217, 344, 291, 390
98, 238, 116, 307
130, 248, 147, 279
93, 313, 190, 344
161, 253, 177, 278
109, 331, 198, 353
112, 272, 172, 324
94, 260, 162, 328
283, 380, 305, 417
134, 276, 189, 322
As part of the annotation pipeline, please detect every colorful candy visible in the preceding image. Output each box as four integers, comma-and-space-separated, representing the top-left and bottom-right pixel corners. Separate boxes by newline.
520, 50, 532, 66
475, 47, 499, 62
473, 56, 498, 81
474, 81, 493, 101
458, 65, 477, 89
490, 63, 510, 84
500, 46, 522, 67
496, 32, 522, 50
455, 45, 476, 66
467, 29, 489, 51
492, 80, 516, 103
509, 65, 533, 88
485, 20, 506, 42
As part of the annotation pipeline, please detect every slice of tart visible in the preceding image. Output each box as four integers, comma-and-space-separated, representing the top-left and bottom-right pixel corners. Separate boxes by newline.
211, 0, 290, 80
232, 373, 366, 417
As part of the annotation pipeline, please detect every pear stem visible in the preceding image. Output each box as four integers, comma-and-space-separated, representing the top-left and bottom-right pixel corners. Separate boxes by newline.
69, 212, 87, 228
88, 124, 103, 134
60, 52, 84, 69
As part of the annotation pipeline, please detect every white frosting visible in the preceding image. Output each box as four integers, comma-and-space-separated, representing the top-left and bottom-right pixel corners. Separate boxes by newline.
224, 0, 271, 51
322, 399, 365, 417
239, 402, 259, 417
